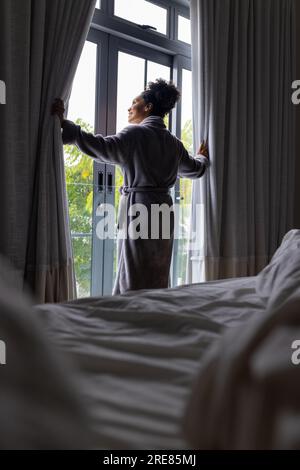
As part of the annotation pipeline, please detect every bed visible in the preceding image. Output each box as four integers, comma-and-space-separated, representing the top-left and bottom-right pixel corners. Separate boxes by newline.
1, 229, 300, 449
34, 275, 265, 449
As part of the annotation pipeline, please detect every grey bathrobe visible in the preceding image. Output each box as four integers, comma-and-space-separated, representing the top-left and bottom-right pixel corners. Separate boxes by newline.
62, 115, 209, 295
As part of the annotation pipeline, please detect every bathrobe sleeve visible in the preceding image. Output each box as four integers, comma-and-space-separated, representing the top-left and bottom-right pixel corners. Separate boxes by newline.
61, 119, 132, 166
178, 141, 210, 179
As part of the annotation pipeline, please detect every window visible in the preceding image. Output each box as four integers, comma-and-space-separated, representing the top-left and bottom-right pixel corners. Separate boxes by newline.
64, 41, 97, 297
116, 53, 145, 132
178, 15, 191, 44
67, 1, 193, 296
181, 69, 193, 154
114, 0, 167, 35
177, 68, 193, 285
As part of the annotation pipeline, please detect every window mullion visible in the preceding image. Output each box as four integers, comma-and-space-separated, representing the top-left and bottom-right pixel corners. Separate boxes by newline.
168, 4, 176, 41
144, 60, 148, 88
107, 0, 114, 16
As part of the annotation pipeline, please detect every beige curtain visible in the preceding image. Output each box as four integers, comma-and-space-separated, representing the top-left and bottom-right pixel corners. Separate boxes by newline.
0, 0, 96, 303
187, 0, 296, 282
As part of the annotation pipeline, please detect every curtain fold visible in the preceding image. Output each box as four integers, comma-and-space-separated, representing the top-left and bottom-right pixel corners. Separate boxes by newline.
188, 0, 296, 282
0, 0, 96, 303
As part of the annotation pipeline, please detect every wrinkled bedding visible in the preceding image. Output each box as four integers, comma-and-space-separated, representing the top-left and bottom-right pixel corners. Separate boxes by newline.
3, 229, 299, 449
184, 229, 300, 449
35, 274, 265, 449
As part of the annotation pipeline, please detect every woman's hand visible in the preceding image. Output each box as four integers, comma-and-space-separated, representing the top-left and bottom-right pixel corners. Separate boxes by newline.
197, 140, 209, 159
51, 98, 65, 125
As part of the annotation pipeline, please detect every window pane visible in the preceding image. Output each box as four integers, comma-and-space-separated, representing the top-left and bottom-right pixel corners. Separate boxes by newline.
96, 0, 101, 8
178, 15, 191, 44
147, 60, 171, 127
114, 0, 167, 35
68, 41, 96, 130
114, 52, 145, 288
147, 61, 170, 83
181, 69, 192, 153
176, 68, 194, 286
65, 41, 97, 297
116, 52, 145, 132
70, 232, 93, 298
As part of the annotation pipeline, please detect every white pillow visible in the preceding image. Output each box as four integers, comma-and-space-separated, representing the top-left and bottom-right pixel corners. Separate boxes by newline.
255, 229, 300, 309
183, 232, 300, 450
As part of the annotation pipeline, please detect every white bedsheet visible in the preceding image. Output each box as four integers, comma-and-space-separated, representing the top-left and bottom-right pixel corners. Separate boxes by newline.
184, 229, 300, 449
35, 276, 265, 449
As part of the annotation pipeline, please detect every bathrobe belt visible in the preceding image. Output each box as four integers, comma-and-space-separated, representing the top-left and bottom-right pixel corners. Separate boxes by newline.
119, 186, 171, 196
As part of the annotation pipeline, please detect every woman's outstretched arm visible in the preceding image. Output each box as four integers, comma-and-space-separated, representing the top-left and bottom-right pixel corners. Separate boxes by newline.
51, 98, 131, 166
61, 119, 132, 166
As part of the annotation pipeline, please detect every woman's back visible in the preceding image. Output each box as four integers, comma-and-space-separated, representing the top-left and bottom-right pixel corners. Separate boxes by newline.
123, 115, 181, 189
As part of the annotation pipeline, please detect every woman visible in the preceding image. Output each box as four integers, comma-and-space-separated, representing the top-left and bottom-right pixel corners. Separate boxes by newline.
52, 79, 209, 295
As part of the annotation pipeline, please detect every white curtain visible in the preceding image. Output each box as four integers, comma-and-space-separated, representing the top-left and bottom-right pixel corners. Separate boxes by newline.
187, 0, 296, 282
0, 0, 96, 303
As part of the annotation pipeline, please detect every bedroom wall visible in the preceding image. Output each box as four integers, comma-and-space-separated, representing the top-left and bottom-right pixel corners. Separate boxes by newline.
294, 0, 300, 228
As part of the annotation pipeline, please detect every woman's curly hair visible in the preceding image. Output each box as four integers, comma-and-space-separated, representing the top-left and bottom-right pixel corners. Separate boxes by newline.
141, 78, 181, 118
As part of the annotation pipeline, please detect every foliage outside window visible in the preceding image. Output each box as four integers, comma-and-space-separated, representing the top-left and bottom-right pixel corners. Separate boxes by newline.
64, 119, 93, 297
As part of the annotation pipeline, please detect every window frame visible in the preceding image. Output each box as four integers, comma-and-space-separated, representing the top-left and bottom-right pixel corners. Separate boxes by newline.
92, 0, 191, 57
113, 0, 171, 37
175, 4, 191, 44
